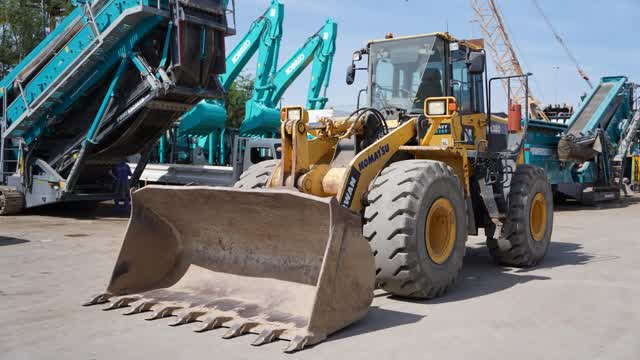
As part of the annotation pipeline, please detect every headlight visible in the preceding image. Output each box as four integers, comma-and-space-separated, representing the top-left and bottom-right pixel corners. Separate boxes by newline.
287, 108, 302, 121
427, 100, 446, 116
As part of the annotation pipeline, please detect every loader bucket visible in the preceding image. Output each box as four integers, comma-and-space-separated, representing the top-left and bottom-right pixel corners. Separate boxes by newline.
85, 186, 375, 352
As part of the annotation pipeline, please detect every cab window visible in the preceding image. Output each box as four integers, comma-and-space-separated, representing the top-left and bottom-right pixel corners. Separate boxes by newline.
249, 146, 280, 164
450, 48, 484, 114
370, 35, 446, 114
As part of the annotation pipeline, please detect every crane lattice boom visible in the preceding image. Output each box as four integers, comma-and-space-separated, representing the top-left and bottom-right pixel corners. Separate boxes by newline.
470, 0, 549, 120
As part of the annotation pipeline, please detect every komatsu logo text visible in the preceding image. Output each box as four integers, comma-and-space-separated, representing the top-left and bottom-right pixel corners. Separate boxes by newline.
231, 40, 251, 64
285, 54, 305, 75
358, 144, 390, 171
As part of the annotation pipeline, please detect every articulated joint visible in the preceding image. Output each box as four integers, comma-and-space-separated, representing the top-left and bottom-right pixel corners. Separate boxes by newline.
282, 119, 307, 136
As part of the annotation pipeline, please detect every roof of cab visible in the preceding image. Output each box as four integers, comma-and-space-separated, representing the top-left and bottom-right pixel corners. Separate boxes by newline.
368, 32, 484, 51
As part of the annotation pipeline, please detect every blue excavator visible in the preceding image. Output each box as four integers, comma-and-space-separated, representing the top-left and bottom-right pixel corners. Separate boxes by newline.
0, 0, 233, 214
239, 18, 337, 134
176, 0, 284, 141
159, 0, 337, 166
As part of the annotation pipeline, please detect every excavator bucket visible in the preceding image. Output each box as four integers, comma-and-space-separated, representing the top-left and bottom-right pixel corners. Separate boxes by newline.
84, 186, 375, 352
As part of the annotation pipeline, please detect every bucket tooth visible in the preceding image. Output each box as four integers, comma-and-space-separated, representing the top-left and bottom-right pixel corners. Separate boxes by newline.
123, 300, 158, 315
284, 335, 312, 353
103, 296, 141, 311
222, 321, 260, 339
169, 310, 208, 327
83, 293, 112, 306
90, 187, 376, 352
146, 305, 182, 320
252, 328, 286, 346
194, 315, 234, 333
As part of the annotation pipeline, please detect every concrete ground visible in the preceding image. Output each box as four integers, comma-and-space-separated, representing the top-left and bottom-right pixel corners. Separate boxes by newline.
1, 197, 639, 360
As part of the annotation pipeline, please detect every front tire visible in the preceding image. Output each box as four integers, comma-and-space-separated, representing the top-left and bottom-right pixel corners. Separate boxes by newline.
364, 160, 467, 299
487, 165, 553, 267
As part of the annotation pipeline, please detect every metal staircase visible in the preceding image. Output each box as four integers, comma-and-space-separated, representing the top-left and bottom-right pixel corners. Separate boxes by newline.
1, 91, 18, 183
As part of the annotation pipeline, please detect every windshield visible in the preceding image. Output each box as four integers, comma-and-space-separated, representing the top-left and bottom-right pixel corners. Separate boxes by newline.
369, 36, 446, 114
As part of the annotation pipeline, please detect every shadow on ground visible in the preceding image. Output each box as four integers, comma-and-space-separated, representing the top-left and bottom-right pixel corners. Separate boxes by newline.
326, 306, 426, 343
555, 195, 640, 212
517, 241, 619, 271
325, 241, 606, 340
385, 241, 606, 305
0, 236, 30, 246
23, 202, 129, 220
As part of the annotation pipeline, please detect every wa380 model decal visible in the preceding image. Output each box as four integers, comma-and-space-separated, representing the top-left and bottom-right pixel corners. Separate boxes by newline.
340, 168, 361, 208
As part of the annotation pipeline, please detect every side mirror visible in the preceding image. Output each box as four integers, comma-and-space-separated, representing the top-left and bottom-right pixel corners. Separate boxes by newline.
352, 51, 363, 62
346, 63, 356, 85
467, 52, 485, 75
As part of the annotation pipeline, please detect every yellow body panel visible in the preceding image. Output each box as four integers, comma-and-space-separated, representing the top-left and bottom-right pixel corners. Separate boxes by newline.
337, 119, 417, 212
428, 114, 507, 149
401, 146, 470, 195
272, 103, 505, 212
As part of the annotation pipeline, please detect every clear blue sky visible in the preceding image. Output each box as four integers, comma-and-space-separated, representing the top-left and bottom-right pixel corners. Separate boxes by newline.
229, 0, 639, 113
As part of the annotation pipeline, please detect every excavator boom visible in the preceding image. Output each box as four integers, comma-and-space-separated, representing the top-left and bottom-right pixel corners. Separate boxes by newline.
242, 19, 338, 134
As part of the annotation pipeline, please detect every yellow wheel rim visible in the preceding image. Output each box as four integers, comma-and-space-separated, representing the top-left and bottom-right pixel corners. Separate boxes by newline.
530, 192, 547, 241
425, 198, 456, 265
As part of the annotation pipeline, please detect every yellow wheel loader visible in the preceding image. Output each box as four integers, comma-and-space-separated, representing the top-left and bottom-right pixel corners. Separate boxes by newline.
85, 33, 553, 352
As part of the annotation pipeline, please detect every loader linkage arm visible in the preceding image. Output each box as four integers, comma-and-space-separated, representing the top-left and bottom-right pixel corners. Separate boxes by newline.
273, 107, 347, 191
272, 106, 416, 212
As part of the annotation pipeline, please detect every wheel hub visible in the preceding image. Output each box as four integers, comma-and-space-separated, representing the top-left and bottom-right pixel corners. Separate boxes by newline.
425, 198, 456, 265
530, 192, 547, 241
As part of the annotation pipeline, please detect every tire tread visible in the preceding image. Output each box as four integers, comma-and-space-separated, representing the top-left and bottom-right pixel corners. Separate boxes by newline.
233, 160, 279, 189
364, 160, 466, 299
487, 165, 552, 267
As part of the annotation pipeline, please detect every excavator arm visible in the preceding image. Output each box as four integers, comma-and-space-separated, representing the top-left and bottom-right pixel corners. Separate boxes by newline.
177, 0, 284, 137
220, 0, 284, 92
242, 20, 338, 134
270, 20, 337, 109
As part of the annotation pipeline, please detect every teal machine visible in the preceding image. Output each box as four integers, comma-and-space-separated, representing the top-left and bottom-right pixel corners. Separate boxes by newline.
0, 0, 233, 214
525, 76, 639, 203
160, 0, 338, 165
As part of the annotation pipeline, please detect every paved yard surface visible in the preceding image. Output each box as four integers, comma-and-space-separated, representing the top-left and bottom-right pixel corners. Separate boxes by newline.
1, 198, 639, 360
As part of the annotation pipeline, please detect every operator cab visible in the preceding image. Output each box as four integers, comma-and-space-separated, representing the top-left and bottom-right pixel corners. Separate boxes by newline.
348, 33, 486, 120
347, 32, 526, 157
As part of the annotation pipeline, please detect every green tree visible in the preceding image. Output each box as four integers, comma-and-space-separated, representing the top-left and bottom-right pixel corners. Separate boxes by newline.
45, 0, 73, 29
225, 73, 255, 129
0, 0, 72, 77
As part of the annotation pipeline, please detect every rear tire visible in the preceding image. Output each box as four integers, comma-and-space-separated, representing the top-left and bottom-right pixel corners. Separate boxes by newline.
487, 165, 553, 267
364, 160, 467, 299
233, 160, 278, 189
